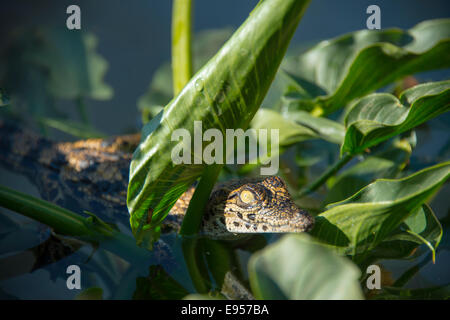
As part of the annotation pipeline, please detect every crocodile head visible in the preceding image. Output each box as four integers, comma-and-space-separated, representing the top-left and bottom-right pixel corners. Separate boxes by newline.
202, 176, 314, 239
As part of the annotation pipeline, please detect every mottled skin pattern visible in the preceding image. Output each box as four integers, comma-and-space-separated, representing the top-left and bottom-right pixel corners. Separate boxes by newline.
221, 272, 254, 300
0, 120, 314, 238
203, 177, 314, 239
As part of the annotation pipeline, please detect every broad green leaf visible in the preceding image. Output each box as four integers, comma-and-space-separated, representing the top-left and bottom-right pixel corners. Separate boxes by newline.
127, 0, 311, 241
341, 80, 450, 155
250, 109, 317, 148
356, 203, 442, 265
282, 19, 450, 115
245, 108, 344, 175
138, 29, 234, 123
385, 204, 442, 262
294, 139, 338, 168
360, 238, 420, 263
251, 109, 344, 147
311, 161, 450, 256
287, 110, 345, 144
324, 138, 412, 205
248, 234, 364, 300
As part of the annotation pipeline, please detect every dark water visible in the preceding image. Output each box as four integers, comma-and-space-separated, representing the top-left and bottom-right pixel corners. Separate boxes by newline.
0, 0, 449, 299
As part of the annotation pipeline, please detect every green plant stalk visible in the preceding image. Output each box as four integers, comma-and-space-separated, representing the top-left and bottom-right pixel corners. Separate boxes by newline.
180, 164, 223, 235
0, 185, 150, 264
182, 238, 211, 293
0, 184, 88, 236
172, 0, 220, 237
299, 153, 353, 197
172, 0, 193, 95
171, 0, 218, 294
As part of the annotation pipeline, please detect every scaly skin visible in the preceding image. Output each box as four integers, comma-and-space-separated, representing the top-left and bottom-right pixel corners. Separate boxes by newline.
203, 177, 314, 239
0, 120, 314, 238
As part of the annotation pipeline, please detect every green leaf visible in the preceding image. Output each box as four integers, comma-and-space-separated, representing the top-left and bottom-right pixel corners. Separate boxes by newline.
251, 109, 344, 147
282, 19, 450, 115
234, 108, 344, 185
247, 108, 344, 188
138, 29, 234, 123
311, 161, 450, 256
356, 203, 442, 265
250, 109, 317, 148
324, 138, 412, 205
287, 110, 345, 144
341, 80, 450, 155
127, 0, 311, 243
0, 184, 152, 265
387, 204, 442, 262
248, 234, 364, 299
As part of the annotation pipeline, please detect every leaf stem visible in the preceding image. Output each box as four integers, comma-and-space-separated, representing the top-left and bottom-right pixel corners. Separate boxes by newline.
0, 185, 151, 264
182, 238, 211, 293
172, 0, 193, 95
179, 164, 222, 236
299, 153, 353, 197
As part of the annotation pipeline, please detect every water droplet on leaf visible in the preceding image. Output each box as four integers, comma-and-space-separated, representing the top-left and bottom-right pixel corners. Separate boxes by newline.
195, 78, 204, 92
240, 48, 248, 56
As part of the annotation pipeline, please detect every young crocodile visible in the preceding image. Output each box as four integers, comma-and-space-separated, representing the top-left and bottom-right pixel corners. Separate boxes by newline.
0, 120, 314, 239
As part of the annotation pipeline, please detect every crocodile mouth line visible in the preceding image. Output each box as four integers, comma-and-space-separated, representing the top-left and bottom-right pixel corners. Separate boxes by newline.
230, 215, 314, 234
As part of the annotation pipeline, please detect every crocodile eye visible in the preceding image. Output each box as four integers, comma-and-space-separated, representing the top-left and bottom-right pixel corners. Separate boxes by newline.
239, 190, 255, 204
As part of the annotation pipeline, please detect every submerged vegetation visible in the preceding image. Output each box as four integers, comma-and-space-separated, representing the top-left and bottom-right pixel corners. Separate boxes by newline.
0, 0, 449, 299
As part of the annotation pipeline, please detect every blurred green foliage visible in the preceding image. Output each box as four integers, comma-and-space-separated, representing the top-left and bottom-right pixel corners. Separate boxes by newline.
0, 0, 449, 300
0, 27, 112, 137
